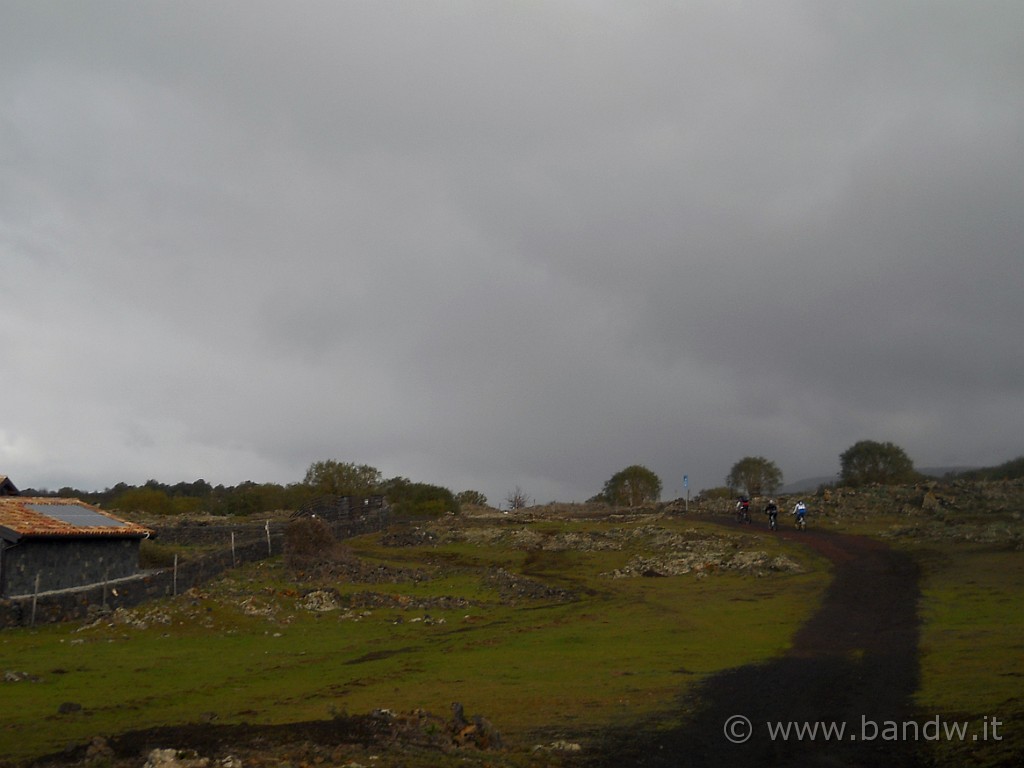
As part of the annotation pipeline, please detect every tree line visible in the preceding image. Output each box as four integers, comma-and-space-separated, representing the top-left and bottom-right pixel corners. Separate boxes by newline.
21, 444, 1021, 518
22, 461, 464, 519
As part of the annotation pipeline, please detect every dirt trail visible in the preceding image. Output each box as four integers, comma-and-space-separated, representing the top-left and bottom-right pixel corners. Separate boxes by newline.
588, 526, 924, 767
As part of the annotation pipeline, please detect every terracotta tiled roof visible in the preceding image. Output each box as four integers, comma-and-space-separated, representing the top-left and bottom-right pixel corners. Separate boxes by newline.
0, 497, 151, 541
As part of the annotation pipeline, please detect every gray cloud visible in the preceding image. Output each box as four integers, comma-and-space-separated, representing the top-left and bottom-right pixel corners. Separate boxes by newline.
2, 2, 1022, 504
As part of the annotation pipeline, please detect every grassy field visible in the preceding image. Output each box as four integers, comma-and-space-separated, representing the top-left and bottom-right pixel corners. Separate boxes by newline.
2, 505, 1021, 767
912, 542, 1024, 766
0, 516, 828, 762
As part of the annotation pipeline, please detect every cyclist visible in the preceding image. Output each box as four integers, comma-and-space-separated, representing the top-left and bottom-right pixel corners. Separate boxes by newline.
764, 499, 779, 531
792, 500, 807, 530
736, 496, 751, 524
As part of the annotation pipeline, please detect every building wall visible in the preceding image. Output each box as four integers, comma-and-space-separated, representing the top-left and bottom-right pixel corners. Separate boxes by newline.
1, 537, 141, 597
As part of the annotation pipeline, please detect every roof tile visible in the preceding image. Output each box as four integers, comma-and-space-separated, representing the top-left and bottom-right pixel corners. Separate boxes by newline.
0, 497, 151, 540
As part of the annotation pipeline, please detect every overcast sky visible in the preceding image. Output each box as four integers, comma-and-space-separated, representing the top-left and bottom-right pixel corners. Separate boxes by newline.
2, 1, 1022, 505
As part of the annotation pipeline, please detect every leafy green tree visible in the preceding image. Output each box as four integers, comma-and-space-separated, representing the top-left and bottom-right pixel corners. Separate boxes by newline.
839, 440, 917, 486
456, 490, 489, 507
602, 465, 662, 507
282, 482, 317, 511
168, 479, 213, 498
303, 460, 382, 497
726, 456, 783, 498
382, 477, 459, 516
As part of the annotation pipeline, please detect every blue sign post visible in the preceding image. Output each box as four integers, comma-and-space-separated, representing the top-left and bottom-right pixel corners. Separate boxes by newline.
683, 475, 689, 512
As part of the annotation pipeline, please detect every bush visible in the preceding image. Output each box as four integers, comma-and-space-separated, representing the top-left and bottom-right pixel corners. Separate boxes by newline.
283, 517, 354, 573
457, 490, 489, 507
383, 478, 460, 517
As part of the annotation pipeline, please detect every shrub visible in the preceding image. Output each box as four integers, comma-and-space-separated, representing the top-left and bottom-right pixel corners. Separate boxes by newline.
283, 517, 354, 573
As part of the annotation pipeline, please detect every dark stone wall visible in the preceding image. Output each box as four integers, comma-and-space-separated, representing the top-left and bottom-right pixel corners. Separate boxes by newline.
1, 537, 141, 596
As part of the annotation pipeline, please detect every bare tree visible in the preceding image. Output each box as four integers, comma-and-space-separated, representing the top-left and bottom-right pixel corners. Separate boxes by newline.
505, 486, 532, 510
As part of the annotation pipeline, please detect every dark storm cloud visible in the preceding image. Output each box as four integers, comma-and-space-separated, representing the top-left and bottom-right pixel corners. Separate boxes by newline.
2, 2, 1021, 503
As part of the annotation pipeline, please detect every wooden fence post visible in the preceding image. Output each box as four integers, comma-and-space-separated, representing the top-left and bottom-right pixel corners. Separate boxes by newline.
30, 572, 41, 627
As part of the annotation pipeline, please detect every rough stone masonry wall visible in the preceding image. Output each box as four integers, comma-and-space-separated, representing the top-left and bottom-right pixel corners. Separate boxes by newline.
2, 538, 140, 596
0, 511, 390, 628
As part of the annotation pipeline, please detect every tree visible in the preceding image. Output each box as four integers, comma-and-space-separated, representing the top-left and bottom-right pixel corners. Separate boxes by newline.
381, 476, 460, 517
839, 440, 917, 486
601, 465, 662, 507
111, 486, 175, 515
303, 460, 382, 497
505, 486, 532, 510
726, 457, 783, 498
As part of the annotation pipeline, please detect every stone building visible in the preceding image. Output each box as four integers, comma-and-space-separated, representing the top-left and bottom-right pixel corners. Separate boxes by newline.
0, 496, 151, 597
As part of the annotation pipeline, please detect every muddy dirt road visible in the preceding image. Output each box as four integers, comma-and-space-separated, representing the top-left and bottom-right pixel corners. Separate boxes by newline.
588, 526, 924, 767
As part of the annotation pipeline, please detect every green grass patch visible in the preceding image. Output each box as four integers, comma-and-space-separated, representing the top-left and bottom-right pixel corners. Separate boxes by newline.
0, 516, 827, 761
912, 543, 1024, 766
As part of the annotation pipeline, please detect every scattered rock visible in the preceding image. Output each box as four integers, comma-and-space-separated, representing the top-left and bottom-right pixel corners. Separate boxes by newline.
606, 546, 804, 578
484, 567, 576, 602
380, 527, 439, 547
534, 740, 583, 753
144, 748, 211, 768
4, 669, 41, 683
239, 597, 276, 617
447, 702, 503, 750
84, 736, 114, 765
299, 589, 342, 612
